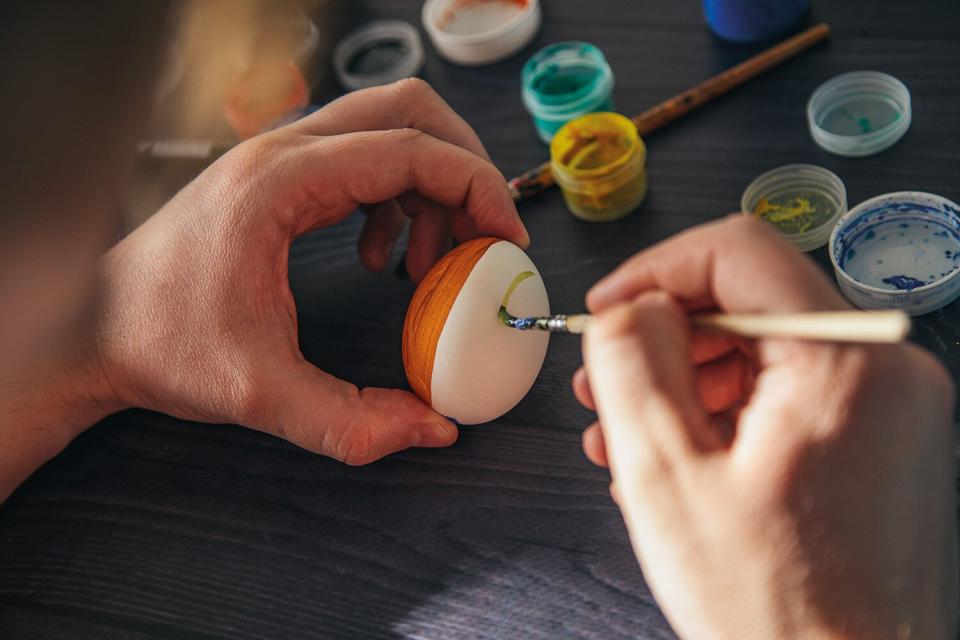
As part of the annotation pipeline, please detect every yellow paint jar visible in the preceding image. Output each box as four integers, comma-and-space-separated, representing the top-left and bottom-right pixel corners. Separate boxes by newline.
549, 112, 647, 222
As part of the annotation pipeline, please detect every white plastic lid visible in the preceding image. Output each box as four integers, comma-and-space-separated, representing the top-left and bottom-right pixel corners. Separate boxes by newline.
422, 0, 541, 66
807, 71, 911, 157
333, 20, 425, 91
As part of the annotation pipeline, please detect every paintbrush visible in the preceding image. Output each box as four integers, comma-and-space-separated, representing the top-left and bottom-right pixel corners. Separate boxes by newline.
498, 308, 912, 343
507, 23, 832, 201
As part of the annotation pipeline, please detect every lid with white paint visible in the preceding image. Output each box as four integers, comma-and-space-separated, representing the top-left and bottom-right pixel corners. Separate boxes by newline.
422, 0, 541, 66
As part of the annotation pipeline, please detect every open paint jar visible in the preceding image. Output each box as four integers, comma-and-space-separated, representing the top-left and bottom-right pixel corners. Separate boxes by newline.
422, 0, 541, 66
224, 60, 310, 140
807, 71, 912, 157
702, 0, 810, 43
333, 20, 425, 91
550, 112, 647, 222
741, 164, 847, 252
521, 42, 614, 143
830, 192, 960, 315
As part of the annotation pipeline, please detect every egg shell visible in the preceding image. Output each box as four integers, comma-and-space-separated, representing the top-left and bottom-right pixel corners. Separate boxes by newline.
402, 237, 549, 424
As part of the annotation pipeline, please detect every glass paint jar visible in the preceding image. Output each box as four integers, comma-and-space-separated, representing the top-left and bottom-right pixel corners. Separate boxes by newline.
521, 42, 614, 144
702, 0, 810, 43
550, 112, 647, 222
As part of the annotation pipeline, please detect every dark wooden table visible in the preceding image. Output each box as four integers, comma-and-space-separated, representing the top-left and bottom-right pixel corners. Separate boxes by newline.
3, 1, 959, 638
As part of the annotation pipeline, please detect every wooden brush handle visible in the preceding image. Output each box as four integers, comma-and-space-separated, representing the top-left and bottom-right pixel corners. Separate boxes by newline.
692, 311, 910, 343
631, 24, 831, 136
565, 311, 910, 343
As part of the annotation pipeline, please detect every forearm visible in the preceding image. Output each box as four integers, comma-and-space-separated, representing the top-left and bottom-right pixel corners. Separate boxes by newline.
0, 345, 123, 502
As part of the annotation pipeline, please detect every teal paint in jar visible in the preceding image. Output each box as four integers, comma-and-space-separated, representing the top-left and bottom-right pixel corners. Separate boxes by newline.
521, 42, 614, 144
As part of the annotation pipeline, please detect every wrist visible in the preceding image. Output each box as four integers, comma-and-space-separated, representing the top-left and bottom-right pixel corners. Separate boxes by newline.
0, 335, 126, 501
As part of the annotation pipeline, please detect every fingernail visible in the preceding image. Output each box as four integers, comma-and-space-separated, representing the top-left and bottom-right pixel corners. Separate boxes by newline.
416, 422, 458, 447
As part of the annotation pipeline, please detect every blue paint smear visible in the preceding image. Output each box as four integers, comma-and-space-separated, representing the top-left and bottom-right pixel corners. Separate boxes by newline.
882, 275, 927, 291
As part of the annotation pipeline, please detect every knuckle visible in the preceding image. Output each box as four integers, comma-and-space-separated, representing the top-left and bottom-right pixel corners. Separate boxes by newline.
392, 76, 435, 101
724, 213, 778, 240
229, 365, 269, 425
389, 127, 427, 144
333, 427, 377, 466
908, 345, 955, 409
590, 304, 638, 342
621, 440, 676, 486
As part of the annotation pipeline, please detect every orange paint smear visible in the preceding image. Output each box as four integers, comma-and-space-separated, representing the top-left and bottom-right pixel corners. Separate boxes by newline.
437, 0, 530, 31
402, 237, 500, 405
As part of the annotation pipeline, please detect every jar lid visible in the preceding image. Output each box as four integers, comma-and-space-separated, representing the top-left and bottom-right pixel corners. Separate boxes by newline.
741, 164, 847, 252
550, 112, 644, 183
829, 192, 960, 315
333, 20, 424, 91
521, 42, 614, 117
422, 0, 541, 66
807, 71, 911, 157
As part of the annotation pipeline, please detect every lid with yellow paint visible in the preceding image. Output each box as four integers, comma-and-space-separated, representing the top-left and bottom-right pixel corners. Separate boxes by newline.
741, 164, 847, 252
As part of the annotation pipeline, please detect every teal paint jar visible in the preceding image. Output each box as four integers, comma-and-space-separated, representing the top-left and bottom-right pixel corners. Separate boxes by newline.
521, 42, 614, 144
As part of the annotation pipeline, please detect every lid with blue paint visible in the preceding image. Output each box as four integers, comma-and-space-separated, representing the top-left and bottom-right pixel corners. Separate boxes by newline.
829, 192, 960, 316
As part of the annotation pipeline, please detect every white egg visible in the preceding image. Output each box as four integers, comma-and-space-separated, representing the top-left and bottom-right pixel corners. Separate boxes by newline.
403, 238, 550, 424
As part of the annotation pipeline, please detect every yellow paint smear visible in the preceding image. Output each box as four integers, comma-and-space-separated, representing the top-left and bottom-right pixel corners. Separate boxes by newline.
753, 197, 816, 223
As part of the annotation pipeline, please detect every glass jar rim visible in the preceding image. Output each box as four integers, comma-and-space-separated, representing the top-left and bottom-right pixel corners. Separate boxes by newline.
550, 112, 644, 186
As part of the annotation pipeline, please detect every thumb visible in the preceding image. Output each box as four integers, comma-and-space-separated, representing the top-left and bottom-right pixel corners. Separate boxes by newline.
583, 293, 715, 486
252, 361, 458, 465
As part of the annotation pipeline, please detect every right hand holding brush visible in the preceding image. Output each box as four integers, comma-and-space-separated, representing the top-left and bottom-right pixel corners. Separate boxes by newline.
576, 216, 957, 639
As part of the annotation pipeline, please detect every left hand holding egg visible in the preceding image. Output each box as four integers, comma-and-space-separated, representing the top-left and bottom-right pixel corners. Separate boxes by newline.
91, 78, 528, 465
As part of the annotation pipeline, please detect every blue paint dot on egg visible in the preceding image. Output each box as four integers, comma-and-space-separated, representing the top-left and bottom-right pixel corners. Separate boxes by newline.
847, 249, 856, 260
899, 223, 909, 228
865, 230, 876, 240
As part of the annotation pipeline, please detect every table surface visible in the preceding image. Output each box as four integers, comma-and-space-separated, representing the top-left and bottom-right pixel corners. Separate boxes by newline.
3, 1, 960, 638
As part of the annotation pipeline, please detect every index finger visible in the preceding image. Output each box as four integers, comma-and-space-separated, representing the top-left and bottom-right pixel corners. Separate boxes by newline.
283, 128, 527, 246
285, 78, 492, 162
587, 216, 849, 315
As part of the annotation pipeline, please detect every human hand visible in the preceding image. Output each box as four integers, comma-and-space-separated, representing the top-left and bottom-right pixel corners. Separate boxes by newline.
94, 78, 527, 464
574, 216, 957, 638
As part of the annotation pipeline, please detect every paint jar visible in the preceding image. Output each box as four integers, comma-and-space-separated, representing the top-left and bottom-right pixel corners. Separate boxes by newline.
521, 42, 614, 144
741, 164, 847, 252
333, 20, 425, 91
422, 0, 541, 66
830, 192, 960, 315
224, 60, 310, 140
807, 71, 912, 157
550, 112, 647, 223
702, 0, 810, 43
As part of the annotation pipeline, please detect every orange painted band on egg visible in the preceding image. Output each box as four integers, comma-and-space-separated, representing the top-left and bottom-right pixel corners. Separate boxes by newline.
402, 237, 499, 406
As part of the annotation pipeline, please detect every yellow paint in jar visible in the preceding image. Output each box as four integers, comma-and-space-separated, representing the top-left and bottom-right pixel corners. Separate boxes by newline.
549, 112, 647, 222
